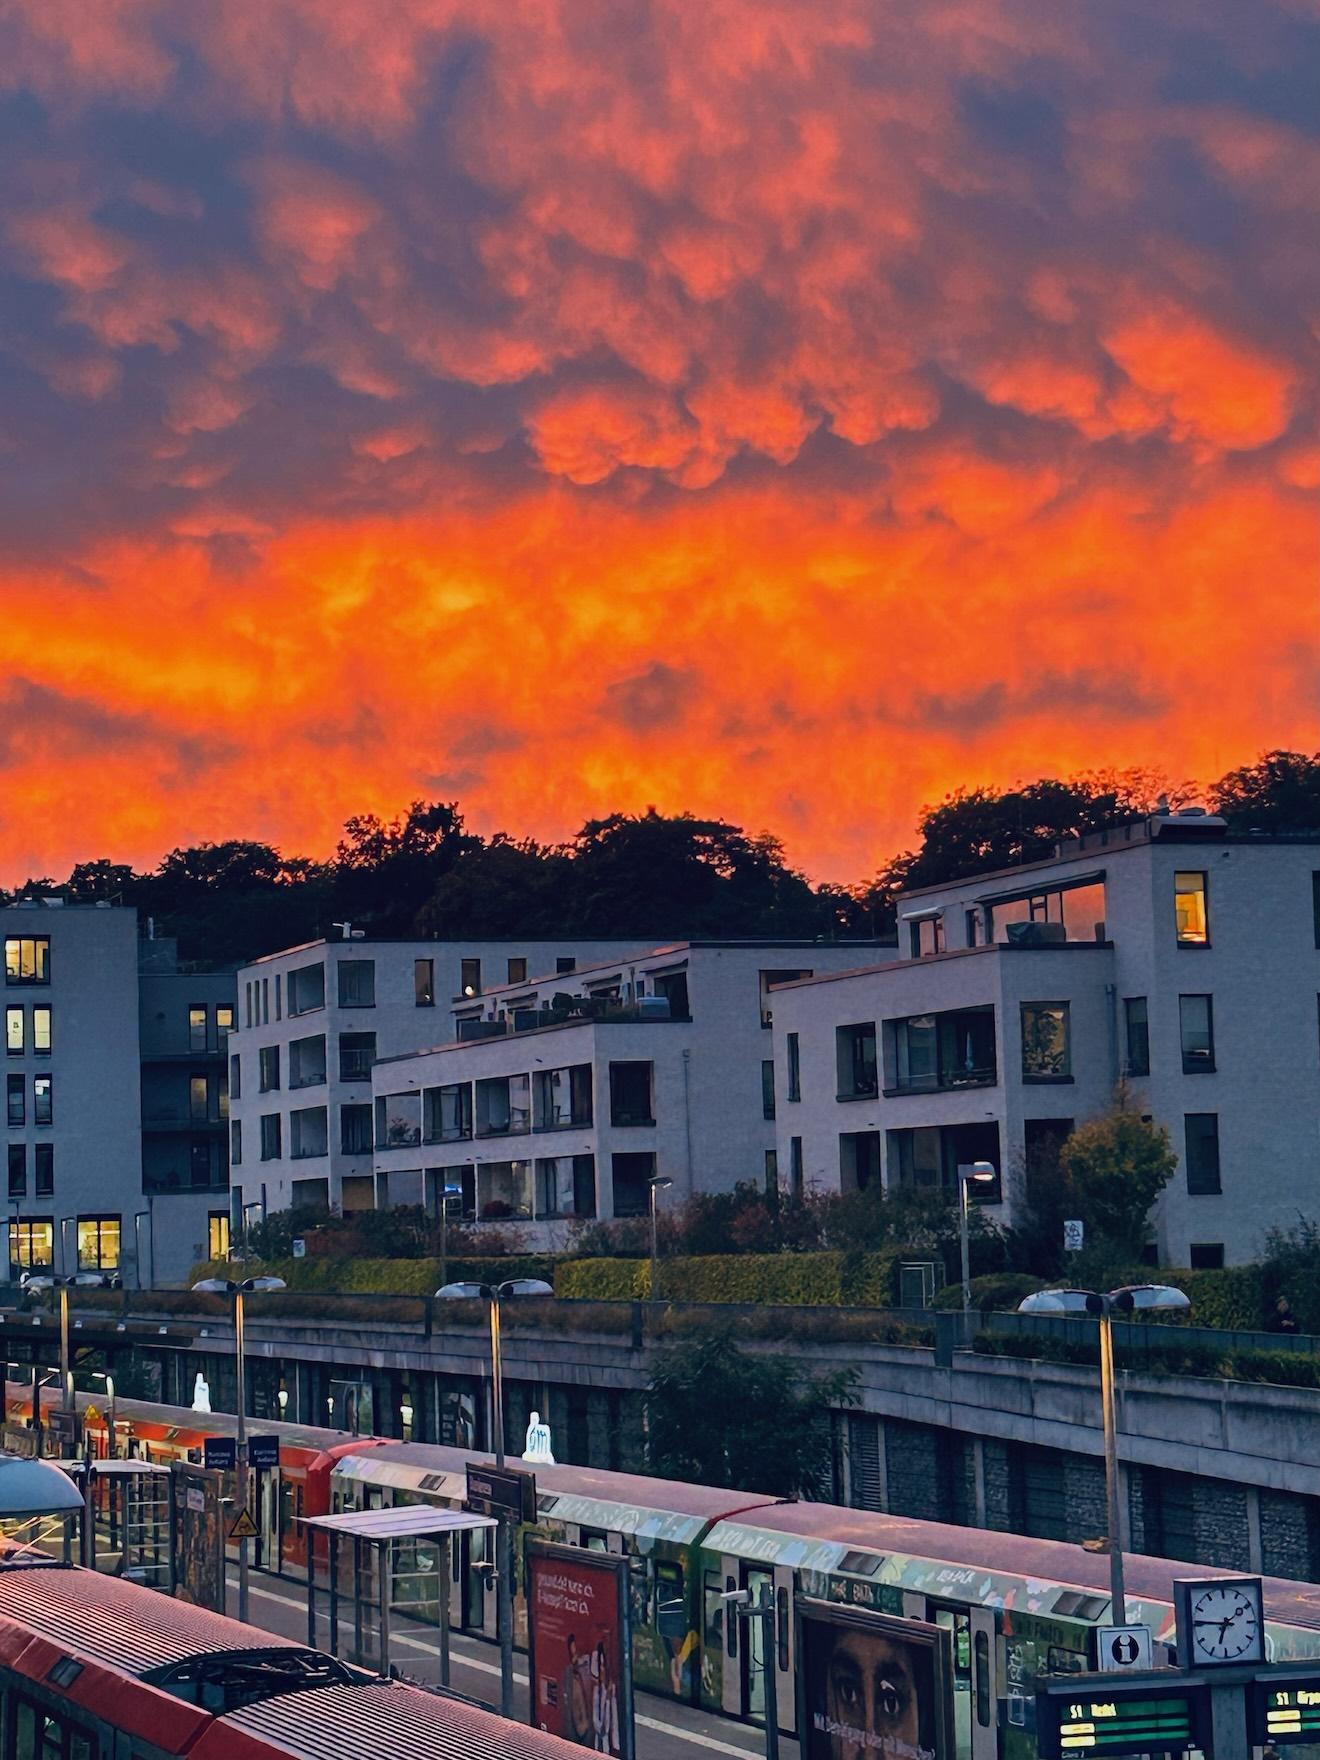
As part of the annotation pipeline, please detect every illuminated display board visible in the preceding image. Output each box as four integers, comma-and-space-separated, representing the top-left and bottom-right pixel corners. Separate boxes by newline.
1038, 1681, 1210, 1760
1251, 1677, 1320, 1746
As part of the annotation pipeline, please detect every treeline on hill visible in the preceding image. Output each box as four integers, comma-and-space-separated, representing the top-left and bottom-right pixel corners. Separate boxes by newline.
6, 749, 1320, 967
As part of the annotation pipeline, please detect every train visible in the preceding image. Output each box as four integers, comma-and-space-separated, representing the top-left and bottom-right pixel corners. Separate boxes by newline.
0, 1547, 588, 1759
13, 1386, 1320, 1760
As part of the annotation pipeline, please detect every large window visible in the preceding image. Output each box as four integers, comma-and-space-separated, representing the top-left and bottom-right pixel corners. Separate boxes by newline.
461, 958, 482, 998
259, 1045, 280, 1092
287, 962, 326, 1015
425, 1082, 474, 1143
1175, 872, 1209, 947
209, 1212, 231, 1260
1184, 1113, 1221, 1194
338, 1031, 376, 1082
340, 1103, 373, 1155
840, 1130, 881, 1192
376, 1091, 422, 1148
1179, 995, 1215, 1072
535, 1154, 597, 1219
887, 1121, 1001, 1198
611, 1151, 656, 1217
290, 1105, 329, 1159
5, 1007, 21, 1055
475, 1074, 531, 1137
11, 1219, 52, 1271
216, 1005, 234, 1041
508, 957, 528, 985
34, 1144, 52, 1197
6, 1074, 23, 1126
7, 1145, 24, 1198
289, 1034, 327, 1088
1021, 1003, 1071, 1081
891, 1008, 996, 1093
415, 959, 435, 1008
1123, 997, 1150, 1077
32, 1006, 50, 1056
786, 1033, 801, 1102
189, 1006, 208, 1053
337, 959, 375, 1008
908, 915, 945, 958
836, 1023, 878, 1098
533, 1065, 592, 1130
4, 937, 49, 985
986, 880, 1106, 945
479, 1159, 533, 1219
77, 1215, 120, 1271
32, 1076, 51, 1127
653, 970, 690, 1020
260, 1113, 282, 1160
609, 1062, 654, 1127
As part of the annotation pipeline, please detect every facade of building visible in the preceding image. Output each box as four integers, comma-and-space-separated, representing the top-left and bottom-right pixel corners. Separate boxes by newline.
1, 901, 231, 1288
772, 812, 1320, 1266
227, 938, 659, 1216
371, 939, 892, 1242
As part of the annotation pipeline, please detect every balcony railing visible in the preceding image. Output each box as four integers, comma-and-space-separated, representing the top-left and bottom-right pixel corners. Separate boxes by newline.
886, 1064, 998, 1096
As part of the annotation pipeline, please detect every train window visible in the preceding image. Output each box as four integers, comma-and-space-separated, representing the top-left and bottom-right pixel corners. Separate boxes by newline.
703, 1572, 724, 1647
838, 1549, 884, 1578
655, 1562, 685, 1640
70, 1737, 92, 1760
1052, 1591, 1108, 1620
581, 1527, 609, 1553
725, 1576, 738, 1660
15, 1701, 35, 1760
46, 1661, 82, 1689
777, 1587, 790, 1672
974, 1631, 991, 1728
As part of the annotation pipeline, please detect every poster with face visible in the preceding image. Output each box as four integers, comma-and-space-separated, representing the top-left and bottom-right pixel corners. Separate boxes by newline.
798, 1599, 951, 1760
527, 1542, 634, 1759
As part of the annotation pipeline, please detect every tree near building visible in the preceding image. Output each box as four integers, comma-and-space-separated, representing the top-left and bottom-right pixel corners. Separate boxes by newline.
645, 1333, 856, 1497
1054, 1087, 1177, 1264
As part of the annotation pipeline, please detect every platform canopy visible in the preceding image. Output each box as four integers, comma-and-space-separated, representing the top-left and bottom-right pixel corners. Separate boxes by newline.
300, 1507, 495, 1540
0, 1454, 84, 1516
57, 1459, 170, 1478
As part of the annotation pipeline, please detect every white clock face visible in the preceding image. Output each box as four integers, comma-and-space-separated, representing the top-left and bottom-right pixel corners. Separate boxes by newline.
1190, 1585, 1261, 1661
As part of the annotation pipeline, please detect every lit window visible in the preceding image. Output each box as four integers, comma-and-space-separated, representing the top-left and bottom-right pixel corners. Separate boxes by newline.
1021, 1003, 1071, 1080
5, 1008, 21, 1056
31, 1007, 50, 1056
1175, 872, 1209, 946
414, 959, 435, 1008
190, 1075, 209, 1122
4, 938, 49, 985
208, 1212, 230, 1260
77, 1215, 120, 1271
461, 958, 482, 998
32, 1076, 52, 1127
11, 1220, 52, 1271
188, 1006, 207, 1053
216, 1005, 235, 1041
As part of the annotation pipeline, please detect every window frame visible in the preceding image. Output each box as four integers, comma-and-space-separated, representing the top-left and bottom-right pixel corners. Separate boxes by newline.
5, 1005, 22, 1057
1123, 996, 1150, 1078
188, 1005, 208, 1054
4, 936, 50, 986
33, 1143, 52, 1198
337, 958, 376, 1008
1184, 1112, 1221, 1195
259, 1113, 283, 1161
77, 1214, 121, 1272
1175, 870, 1210, 948
1178, 993, 1216, 1073
31, 1005, 50, 1056
32, 1074, 52, 1127
1020, 1001, 1072, 1083
414, 958, 435, 1008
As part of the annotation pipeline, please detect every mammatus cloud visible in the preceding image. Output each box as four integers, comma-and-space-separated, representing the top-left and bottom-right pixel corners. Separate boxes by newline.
0, 0, 1317, 881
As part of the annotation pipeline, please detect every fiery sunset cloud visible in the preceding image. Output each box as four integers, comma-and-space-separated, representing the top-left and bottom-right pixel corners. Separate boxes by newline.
1, 0, 1319, 881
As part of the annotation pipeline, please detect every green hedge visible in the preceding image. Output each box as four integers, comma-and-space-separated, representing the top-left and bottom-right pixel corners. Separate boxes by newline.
554, 1250, 906, 1306
975, 1330, 1320, 1391
189, 1253, 559, 1295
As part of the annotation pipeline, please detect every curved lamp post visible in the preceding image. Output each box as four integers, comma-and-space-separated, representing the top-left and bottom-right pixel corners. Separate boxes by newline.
957, 1162, 997, 1312
192, 1275, 287, 1623
435, 1276, 553, 1714
1018, 1283, 1190, 1620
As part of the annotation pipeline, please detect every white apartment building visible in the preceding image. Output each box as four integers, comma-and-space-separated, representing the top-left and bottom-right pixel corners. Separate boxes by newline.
370, 940, 890, 1242
772, 812, 1320, 1267
227, 938, 658, 1216
1, 902, 225, 1288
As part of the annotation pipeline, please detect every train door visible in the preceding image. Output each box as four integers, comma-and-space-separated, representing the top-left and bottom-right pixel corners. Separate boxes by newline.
929, 1602, 997, 1760
716, 1556, 742, 1718
258, 1469, 279, 1570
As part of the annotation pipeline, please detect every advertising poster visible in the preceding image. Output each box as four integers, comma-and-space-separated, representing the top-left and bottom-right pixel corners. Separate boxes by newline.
171, 1462, 225, 1612
797, 1598, 952, 1760
527, 1540, 634, 1759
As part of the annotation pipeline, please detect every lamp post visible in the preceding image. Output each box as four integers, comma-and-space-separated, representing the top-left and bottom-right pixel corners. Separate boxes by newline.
1018, 1284, 1190, 1620
92, 1370, 117, 1459
192, 1275, 287, 1624
957, 1162, 997, 1312
435, 1277, 553, 1717
648, 1175, 673, 1302
22, 1270, 120, 1451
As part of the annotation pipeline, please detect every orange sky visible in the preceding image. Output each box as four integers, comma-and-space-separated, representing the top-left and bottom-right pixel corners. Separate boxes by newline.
1, 0, 1318, 882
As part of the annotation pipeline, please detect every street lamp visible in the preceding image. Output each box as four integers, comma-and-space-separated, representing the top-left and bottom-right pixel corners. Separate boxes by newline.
191, 1274, 287, 1624
91, 1371, 116, 1460
1018, 1283, 1190, 1621
22, 1271, 120, 1441
957, 1162, 997, 1312
435, 1276, 553, 1715
649, 1175, 673, 1302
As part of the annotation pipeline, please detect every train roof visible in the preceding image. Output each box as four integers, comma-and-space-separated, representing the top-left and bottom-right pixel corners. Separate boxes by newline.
330, 1443, 781, 1541
3, 1382, 349, 1453
703, 1503, 1320, 1643
212, 1678, 600, 1759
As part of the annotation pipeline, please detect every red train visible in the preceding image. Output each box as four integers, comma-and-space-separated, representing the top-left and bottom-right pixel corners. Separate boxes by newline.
0, 1550, 584, 1758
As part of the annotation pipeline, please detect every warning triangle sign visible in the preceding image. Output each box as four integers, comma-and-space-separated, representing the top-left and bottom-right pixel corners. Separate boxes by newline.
227, 1507, 259, 1542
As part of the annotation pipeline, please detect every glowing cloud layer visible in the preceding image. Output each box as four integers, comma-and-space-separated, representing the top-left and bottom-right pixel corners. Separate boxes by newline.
1, 0, 1318, 880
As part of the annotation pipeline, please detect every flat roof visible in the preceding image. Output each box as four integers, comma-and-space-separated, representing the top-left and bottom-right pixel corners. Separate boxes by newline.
374, 1010, 693, 1069
769, 937, 1111, 995
301, 1506, 494, 1539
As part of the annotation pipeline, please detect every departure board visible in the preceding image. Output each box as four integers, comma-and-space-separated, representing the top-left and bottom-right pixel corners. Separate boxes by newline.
1038, 1681, 1209, 1759
1252, 1677, 1320, 1746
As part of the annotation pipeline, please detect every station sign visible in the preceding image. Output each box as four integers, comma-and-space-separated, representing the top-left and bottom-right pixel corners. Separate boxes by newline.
1251, 1674, 1320, 1746
246, 1434, 280, 1470
465, 1462, 536, 1523
202, 1436, 236, 1471
1037, 1678, 1210, 1759
1094, 1625, 1153, 1672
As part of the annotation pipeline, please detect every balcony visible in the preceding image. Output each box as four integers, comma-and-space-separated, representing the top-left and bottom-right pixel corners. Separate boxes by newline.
886, 1008, 998, 1097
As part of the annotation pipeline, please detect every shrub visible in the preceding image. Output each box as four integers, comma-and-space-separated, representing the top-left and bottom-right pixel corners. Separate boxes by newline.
933, 1272, 1047, 1313
554, 1250, 908, 1306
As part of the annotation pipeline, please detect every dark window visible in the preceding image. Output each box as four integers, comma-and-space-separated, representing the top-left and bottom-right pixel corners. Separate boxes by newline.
532, 1065, 592, 1130
556, 957, 576, 974
32, 1076, 51, 1127
190, 1139, 212, 1187
1175, 871, 1209, 946
761, 1059, 776, 1119
189, 1074, 208, 1123
289, 1034, 327, 1088
836, 1022, 878, 1097
337, 959, 375, 1007
1124, 997, 1150, 1077
290, 1106, 329, 1158
1189, 1242, 1224, 1269
536, 1153, 596, 1218
1185, 1113, 1221, 1194
507, 957, 528, 985
33, 1143, 51, 1198
1314, 873, 1320, 948
909, 916, 944, 958
764, 1149, 778, 1194
229, 1052, 242, 1101
4, 937, 49, 985
787, 1033, 801, 1102
1021, 1003, 1071, 1080
840, 1130, 881, 1192
5, 1007, 21, 1056
259, 1045, 280, 1092
377, 1091, 422, 1148
414, 958, 435, 1007
287, 962, 325, 1015
6, 1074, 23, 1127
7, 1145, 24, 1198
652, 971, 690, 1020
338, 1031, 376, 1082
611, 1151, 655, 1217
230, 1119, 242, 1166
189, 1006, 208, 1053
461, 958, 482, 997
1179, 995, 1215, 1072
260, 1113, 282, 1160
790, 1136, 804, 1199
609, 1062, 654, 1126
425, 1082, 474, 1142
892, 1007, 996, 1092
340, 1103, 373, 1155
